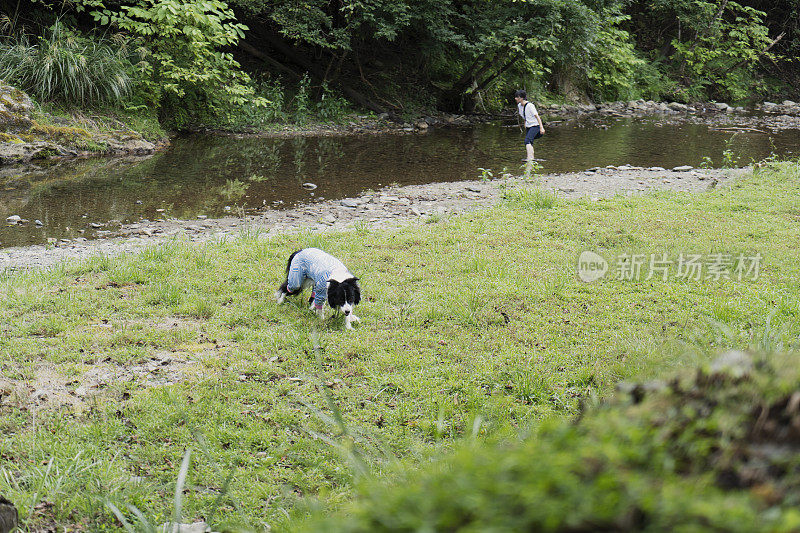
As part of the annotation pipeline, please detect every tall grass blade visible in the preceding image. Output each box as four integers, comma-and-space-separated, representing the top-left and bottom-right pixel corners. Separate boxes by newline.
170, 449, 192, 531
104, 501, 137, 533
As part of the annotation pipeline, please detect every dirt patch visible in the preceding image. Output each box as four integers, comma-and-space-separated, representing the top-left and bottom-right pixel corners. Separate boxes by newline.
0, 353, 205, 411
144, 316, 205, 332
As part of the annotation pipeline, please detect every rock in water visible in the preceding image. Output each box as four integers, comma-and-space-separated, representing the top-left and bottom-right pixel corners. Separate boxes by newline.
0, 496, 18, 533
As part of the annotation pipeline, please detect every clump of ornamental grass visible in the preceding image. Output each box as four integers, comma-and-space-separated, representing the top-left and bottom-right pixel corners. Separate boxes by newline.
0, 20, 135, 106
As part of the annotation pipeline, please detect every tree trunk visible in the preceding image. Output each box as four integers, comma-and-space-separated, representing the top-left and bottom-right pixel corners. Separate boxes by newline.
240, 32, 388, 114
551, 65, 584, 102
475, 57, 516, 92
444, 46, 514, 112
239, 41, 302, 80
451, 46, 511, 95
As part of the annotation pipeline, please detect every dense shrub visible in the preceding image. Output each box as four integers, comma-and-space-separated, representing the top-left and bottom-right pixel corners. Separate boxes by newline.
84, 0, 266, 128
297, 351, 800, 532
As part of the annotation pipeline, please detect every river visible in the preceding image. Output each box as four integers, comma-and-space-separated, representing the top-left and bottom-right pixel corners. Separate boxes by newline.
1, 116, 798, 248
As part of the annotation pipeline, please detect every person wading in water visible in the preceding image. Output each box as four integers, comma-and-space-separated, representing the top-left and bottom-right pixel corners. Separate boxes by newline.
514, 89, 545, 162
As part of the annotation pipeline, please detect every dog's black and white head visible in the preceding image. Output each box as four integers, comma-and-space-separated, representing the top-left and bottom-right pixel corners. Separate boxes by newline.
327, 277, 360, 316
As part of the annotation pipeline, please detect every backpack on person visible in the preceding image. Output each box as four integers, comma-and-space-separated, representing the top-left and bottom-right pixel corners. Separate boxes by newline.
519, 102, 543, 139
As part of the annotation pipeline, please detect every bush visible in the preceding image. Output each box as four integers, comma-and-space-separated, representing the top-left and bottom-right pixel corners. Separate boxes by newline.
88, 0, 266, 128
315, 82, 350, 123
0, 20, 133, 106
297, 350, 800, 532
585, 13, 645, 102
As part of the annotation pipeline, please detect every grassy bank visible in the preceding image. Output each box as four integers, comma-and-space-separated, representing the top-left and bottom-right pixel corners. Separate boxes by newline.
31, 103, 167, 144
0, 162, 798, 531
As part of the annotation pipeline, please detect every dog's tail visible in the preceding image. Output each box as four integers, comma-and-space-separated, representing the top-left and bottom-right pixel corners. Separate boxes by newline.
285, 249, 303, 276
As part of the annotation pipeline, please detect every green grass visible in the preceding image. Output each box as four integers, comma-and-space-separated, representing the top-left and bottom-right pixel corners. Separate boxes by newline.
0, 21, 133, 107
502, 185, 558, 209
31, 103, 167, 144
0, 162, 798, 531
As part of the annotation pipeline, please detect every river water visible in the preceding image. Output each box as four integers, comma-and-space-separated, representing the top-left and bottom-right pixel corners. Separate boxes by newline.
1, 117, 798, 248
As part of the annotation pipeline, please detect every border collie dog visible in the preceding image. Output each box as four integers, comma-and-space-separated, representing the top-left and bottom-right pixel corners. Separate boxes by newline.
275, 248, 361, 329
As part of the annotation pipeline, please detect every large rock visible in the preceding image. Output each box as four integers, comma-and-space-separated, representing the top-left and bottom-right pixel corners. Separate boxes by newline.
0, 496, 17, 533
0, 81, 162, 165
101, 135, 156, 155
0, 141, 77, 165
0, 81, 34, 132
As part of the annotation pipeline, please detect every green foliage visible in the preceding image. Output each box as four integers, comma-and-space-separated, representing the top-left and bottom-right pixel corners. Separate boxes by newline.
254, 76, 289, 123
0, 20, 133, 106
315, 82, 350, 122
722, 135, 741, 168
3, 0, 799, 118
631, 0, 776, 102
628, 58, 675, 101
292, 73, 312, 124
298, 351, 800, 532
184, 73, 351, 130
84, 0, 266, 126
670, 1, 773, 101
231, 0, 419, 50
586, 13, 646, 101
503, 187, 557, 209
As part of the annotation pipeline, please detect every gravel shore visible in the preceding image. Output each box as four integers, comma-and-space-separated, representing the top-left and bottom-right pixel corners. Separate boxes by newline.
0, 165, 746, 271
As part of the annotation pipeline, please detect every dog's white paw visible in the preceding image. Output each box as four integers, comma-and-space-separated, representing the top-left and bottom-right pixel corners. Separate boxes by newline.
350, 314, 361, 323
275, 291, 285, 304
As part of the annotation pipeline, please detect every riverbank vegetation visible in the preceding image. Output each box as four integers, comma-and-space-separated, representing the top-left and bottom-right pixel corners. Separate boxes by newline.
0, 161, 797, 530
1, 0, 798, 132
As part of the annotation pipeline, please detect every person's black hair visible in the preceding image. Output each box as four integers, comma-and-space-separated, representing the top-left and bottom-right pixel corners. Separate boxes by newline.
514, 89, 527, 99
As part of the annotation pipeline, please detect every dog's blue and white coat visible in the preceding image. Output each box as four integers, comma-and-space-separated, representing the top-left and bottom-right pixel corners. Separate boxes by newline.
275, 248, 361, 329
285, 248, 350, 309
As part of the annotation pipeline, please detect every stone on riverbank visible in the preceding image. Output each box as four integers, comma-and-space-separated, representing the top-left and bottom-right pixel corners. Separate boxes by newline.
0, 495, 18, 533
0, 82, 34, 131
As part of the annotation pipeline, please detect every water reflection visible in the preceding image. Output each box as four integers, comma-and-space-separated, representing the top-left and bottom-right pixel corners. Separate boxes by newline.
0, 117, 798, 247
